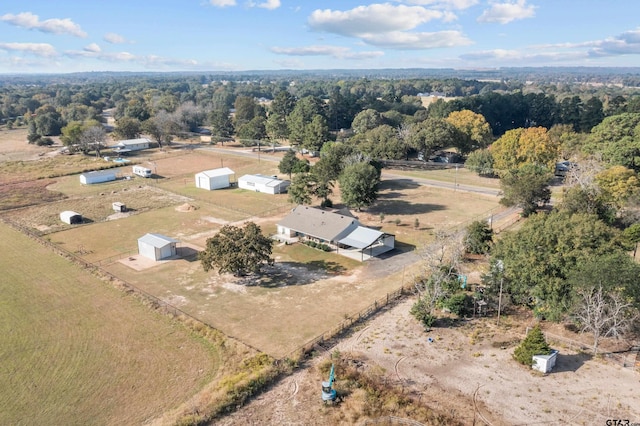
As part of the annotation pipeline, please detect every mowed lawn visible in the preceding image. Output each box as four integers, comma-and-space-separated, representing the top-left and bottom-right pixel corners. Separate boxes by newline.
0, 223, 221, 426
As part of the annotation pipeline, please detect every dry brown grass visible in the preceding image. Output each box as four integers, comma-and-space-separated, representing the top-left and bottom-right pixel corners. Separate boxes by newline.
0, 222, 223, 426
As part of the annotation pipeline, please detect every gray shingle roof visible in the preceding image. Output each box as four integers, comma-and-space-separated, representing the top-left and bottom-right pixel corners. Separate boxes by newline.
278, 205, 359, 242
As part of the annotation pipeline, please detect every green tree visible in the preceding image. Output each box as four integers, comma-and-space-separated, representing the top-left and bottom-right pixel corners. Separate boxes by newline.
265, 112, 289, 143
409, 117, 459, 159
585, 113, 640, 171
338, 162, 380, 211
287, 96, 325, 147
465, 148, 495, 177
237, 116, 266, 141
513, 325, 551, 365
279, 150, 309, 179
500, 164, 552, 216
209, 107, 234, 140
60, 120, 85, 148
623, 223, 640, 257
287, 173, 314, 205
351, 109, 382, 134
303, 114, 329, 153
491, 211, 624, 321
464, 220, 493, 255
199, 222, 273, 276
113, 117, 141, 140
352, 125, 406, 160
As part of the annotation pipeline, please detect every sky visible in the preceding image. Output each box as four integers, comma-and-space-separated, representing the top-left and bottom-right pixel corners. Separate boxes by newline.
1, 0, 639, 74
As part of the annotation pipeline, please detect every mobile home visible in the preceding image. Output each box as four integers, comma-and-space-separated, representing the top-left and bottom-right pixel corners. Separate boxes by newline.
133, 165, 152, 178
79, 169, 116, 185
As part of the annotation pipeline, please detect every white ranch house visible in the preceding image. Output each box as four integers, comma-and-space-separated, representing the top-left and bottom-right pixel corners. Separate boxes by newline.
276, 205, 395, 261
111, 138, 151, 153
137, 233, 179, 261
238, 174, 290, 194
195, 167, 235, 190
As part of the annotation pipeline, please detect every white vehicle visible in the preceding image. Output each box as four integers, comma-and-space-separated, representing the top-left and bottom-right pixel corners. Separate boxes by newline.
132, 165, 152, 178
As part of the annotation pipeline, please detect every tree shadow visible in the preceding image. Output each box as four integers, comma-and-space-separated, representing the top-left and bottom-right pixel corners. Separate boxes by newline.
377, 179, 421, 199
370, 199, 446, 215
552, 352, 592, 373
235, 261, 342, 288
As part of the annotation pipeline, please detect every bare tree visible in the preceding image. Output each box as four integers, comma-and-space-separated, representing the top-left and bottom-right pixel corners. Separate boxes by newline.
573, 284, 638, 355
412, 230, 465, 322
79, 125, 107, 157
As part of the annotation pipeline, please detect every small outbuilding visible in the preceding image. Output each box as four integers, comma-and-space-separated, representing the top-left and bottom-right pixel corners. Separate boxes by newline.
195, 167, 235, 190
80, 169, 116, 185
238, 174, 290, 194
532, 350, 559, 374
60, 210, 83, 225
112, 202, 126, 212
137, 233, 179, 261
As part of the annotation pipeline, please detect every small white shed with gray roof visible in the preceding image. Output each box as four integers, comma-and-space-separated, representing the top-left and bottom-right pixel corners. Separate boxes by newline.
137, 233, 179, 261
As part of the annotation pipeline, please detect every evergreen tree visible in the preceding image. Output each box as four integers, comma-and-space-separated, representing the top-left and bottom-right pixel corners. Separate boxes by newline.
513, 325, 551, 365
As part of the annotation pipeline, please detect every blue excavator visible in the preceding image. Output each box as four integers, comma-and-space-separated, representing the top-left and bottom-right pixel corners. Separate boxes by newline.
321, 364, 339, 404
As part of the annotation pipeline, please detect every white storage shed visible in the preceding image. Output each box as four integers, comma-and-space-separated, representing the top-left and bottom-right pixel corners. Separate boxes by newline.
80, 169, 116, 185
532, 350, 559, 374
238, 174, 290, 194
60, 211, 83, 225
137, 233, 179, 261
195, 167, 235, 190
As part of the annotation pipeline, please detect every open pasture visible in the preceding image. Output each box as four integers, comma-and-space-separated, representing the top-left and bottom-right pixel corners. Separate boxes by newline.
3, 184, 192, 234
0, 222, 222, 426
48, 172, 502, 358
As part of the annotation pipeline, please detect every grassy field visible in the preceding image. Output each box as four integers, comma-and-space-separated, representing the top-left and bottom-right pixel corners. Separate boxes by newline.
0, 222, 223, 426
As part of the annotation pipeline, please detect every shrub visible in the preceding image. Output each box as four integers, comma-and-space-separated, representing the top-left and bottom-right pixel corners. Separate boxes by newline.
513, 324, 551, 365
410, 298, 436, 331
439, 293, 469, 317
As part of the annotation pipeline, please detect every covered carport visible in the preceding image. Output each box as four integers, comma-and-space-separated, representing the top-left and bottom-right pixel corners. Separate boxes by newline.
337, 227, 395, 261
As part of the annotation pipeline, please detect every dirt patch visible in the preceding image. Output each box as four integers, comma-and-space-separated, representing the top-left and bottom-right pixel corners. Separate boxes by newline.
220, 298, 640, 425
175, 203, 198, 212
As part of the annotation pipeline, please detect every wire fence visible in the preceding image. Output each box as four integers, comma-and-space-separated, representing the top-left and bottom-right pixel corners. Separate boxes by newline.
0, 216, 263, 355
281, 284, 415, 361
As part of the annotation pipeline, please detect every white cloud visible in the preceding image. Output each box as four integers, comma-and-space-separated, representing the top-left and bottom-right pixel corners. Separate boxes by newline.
460, 48, 586, 64
397, 0, 479, 10
0, 12, 87, 37
589, 27, 640, 57
83, 43, 101, 53
209, 0, 236, 7
309, 4, 448, 37
0, 42, 57, 57
477, 0, 535, 24
248, 0, 281, 10
104, 32, 129, 44
362, 30, 472, 49
308, 4, 471, 50
270, 45, 384, 60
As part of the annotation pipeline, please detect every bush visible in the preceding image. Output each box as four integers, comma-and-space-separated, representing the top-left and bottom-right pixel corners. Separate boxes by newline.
410, 298, 436, 331
513, 324, 551, 365
439, 293, 469, 317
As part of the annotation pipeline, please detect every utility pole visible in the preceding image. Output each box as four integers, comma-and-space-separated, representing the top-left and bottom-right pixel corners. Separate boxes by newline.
496, 260, 504, 326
